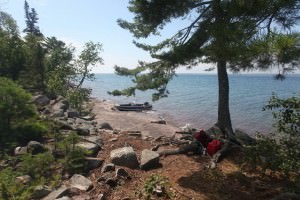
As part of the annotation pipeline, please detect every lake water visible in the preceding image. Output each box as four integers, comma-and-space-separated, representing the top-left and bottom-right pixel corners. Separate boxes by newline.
86, 73, 300, 135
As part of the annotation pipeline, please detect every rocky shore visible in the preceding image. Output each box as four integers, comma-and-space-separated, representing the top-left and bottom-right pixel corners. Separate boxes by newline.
13, 95, 192, 199
8, 95, 294, 200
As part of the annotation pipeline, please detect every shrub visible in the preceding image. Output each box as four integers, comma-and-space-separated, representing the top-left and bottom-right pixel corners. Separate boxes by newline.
20, 152, 54, 178
64, 148, 86, 174
66, 87, 91, 114
0, 77, 36, 140
244, 94, 300, 178
136, 173, 173, 200
14, 120, 47, 145
0, 167, 28, 200
56, 132, 86, 174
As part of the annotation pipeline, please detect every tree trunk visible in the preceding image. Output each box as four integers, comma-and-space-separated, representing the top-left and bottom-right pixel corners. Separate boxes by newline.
216, 60, 234, 139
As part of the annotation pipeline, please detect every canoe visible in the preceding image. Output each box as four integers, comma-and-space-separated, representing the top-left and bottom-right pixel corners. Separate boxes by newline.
116, 102, 152, 111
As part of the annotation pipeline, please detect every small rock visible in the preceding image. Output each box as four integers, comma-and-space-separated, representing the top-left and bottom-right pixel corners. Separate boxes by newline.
33, 95, 50, 107
27, 141, 46, 155
155, 185, 164, 197
83, 136, 102, 145
76, 142, 100, 156
110, 147, 139, 169
67, 109, 79, 118
99, 122, 113, 130
54, 119, 74, 130
115, 168, 129, 179
69, 174, 93, 191
42, 185, 68, 200
85, 157, 103, 171
56, 197, 71, 200
140, 149, 160, 170
16, 175, 32, 184
76, 127, 90, 136
32, 185, 51, 199
109, 138, 118, 142
105, 178, 117, 187
101, 163, 115, 173
97, 193, 105, 200
14, 146, 28, 156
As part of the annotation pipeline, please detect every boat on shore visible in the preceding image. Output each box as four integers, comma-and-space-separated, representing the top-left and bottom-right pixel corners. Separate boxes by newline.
116, 102, 152, 111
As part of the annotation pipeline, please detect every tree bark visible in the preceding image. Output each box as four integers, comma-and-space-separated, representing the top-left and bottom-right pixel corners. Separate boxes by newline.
216, 60, 234, 139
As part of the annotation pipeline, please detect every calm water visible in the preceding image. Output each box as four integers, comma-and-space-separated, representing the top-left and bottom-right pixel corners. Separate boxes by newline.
86, 74, 300, 135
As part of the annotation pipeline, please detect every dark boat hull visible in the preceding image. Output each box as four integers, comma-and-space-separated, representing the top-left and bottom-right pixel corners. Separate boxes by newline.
116, 103, 152, 111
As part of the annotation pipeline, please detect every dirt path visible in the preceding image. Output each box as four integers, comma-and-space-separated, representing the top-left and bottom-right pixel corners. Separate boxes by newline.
92, 99, 179, 138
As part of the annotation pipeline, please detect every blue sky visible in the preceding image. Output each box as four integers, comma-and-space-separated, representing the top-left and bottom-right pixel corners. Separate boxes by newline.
0, 0, 299, 74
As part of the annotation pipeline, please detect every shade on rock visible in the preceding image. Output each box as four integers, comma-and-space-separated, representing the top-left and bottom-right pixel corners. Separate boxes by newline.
110, 147, 139, 169
140, 149, 160, 170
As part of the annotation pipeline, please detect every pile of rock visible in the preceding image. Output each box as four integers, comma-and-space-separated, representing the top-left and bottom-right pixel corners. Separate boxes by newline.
13, 94, 167, 199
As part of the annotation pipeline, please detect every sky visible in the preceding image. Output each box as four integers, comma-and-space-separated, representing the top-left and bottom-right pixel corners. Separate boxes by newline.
0, 0, 299, 74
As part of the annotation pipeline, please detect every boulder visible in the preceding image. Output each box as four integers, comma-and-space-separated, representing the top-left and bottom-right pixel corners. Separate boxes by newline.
76, 127, 90, 136
67, 109, 79, 118
33, 95, 50, 107
85, 157, 104, 171
51, 109, 65, 118
27, 141, 46, 155
76, 142, 100, 156
42, 185, 68, 200
83, 136, 101, 145
110, 147, 139, 169
52, 99, 69, 112
69, 174, 92, 191
14, 146, 28, 156
140, 149, 160, 170
99, 122, 113, 130
54, 119, 74, 130
75, 123, 94, 136
32, 185, 51, 199
101, 163, 115, 173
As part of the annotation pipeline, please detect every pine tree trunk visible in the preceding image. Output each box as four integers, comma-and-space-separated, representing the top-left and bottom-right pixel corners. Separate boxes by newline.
216, 60, 234, 139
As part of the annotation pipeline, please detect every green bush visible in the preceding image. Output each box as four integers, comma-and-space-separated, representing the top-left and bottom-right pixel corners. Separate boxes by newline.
20, 152, 54, 178
136, 173, 173, 200
66, 88, 91, 114
244, 94, 300, 178
64, 148, 86, 174
56, 132, 86, 174
14, 120, 47, 145
0, 77, 36, 140
0, 167, 29, 200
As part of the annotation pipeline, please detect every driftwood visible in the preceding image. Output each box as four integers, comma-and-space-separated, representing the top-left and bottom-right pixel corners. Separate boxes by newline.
158, 142, 200, 157
151, 120, 167, 125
